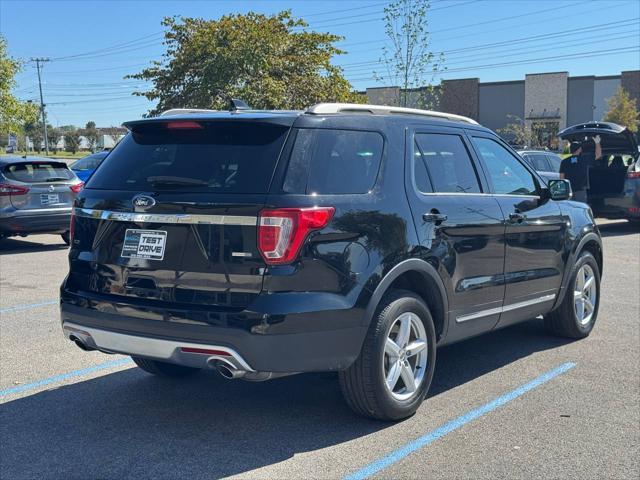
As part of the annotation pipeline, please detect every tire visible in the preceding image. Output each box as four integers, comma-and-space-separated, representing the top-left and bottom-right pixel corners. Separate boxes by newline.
132, 356, 200, 377
61, 231, 71, 245
544, 251, 601, 339
339, 289, 437, 421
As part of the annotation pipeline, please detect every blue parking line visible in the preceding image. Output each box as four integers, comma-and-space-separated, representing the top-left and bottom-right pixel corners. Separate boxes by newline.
0, 299, 58, 314
0, 358, 133, 398
344, 361, 576, 480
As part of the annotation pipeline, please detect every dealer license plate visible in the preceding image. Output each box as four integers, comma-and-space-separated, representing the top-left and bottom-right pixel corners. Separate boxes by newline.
121, 229, 167, 260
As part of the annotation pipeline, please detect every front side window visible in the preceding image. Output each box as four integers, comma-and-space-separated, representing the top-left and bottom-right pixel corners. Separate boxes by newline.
283, 128, 383, 194
415, 133, 481, 194
472, 137, 537, 196
527, 154, 550, 172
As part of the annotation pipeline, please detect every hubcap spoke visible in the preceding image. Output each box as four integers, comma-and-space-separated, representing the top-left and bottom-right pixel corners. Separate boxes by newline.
584, 297, 594, 314
576, 298, 585, 320
395, 314, 412, 348
385, 338, 401, 359
386, 360, 402, 390
573, 289, 582, 299
400, 363, 416, 393
405, 339, 426, 357
583, 275, 594, 293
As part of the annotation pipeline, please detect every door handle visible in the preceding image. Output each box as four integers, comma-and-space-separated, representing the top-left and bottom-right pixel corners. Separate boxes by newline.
508, 212, 526, 223
423, 212, 448, 225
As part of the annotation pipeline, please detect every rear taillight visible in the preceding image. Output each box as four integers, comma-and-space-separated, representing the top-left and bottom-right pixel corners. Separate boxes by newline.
69, 211, 76, 244
627, 171, 640, 179
258, 207, 335, 265
0, 183, 29, 196
166, 121, 203, 130
70, 182, 84, 193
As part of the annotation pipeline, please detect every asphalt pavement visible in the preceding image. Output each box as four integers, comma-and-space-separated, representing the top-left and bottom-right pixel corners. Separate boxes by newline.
0, 219, 638, 479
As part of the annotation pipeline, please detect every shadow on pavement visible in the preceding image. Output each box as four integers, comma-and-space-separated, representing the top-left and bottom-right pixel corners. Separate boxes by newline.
0, 237, 68, 255
0, 319, 571, 479
596, 219, 639, 237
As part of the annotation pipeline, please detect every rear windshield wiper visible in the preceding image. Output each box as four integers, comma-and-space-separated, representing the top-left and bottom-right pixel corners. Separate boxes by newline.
147, 176, 209, 187
45, 177, 71, 182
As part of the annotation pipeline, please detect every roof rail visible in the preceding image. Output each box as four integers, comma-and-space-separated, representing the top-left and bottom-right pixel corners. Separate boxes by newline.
160, 108, 218, 117
306, 103, 479, 125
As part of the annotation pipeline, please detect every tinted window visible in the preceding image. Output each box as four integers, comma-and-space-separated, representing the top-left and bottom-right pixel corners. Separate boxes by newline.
524, 153, 550, 171
415, 133, 481, 193
72, 155, 104, 171
547, 154, 562, 172
3, 162, 74, 182
283, 129, 383, 194
413, 140, 432, 193
87, 122, 289, 193
472, 137, 537, 195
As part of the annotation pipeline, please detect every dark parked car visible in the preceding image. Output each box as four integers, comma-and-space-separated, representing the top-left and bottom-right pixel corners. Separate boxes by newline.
517, 149, 562, 181
70, 151, 109, 182
558, 121, 640, 221
61, 103, 603, 420
0, 156, 84, 244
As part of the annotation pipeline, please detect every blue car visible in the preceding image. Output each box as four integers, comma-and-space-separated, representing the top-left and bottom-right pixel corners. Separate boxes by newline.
70, 151, 109, 182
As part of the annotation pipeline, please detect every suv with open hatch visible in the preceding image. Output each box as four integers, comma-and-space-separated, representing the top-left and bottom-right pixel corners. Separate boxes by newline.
61, 103, 603, 420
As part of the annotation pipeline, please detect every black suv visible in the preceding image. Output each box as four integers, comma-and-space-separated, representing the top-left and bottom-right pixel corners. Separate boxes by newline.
60, 103, 603, 420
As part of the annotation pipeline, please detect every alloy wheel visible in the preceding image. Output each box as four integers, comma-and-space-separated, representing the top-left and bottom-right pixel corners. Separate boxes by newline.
574, 264, 597, 326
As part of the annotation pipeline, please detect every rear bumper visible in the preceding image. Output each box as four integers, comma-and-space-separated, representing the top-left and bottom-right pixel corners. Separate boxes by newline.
60, 300, 368, 373
0, 209, 71, 234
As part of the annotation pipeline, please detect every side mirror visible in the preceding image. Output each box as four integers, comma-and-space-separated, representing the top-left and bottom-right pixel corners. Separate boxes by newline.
548, 179, 572, 201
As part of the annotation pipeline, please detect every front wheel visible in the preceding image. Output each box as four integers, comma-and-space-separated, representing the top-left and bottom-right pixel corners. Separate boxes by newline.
339, 289, 436, 421
544, 251, 601, 339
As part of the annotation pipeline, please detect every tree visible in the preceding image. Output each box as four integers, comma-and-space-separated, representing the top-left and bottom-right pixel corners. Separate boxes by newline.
24, 121, 43, 152
128, 12, 361, 114
64, 129, 81, 154
0, 35, 38, 137
603, 87, 639, 132
82, 121, 100, 152
376, 0, 444, 108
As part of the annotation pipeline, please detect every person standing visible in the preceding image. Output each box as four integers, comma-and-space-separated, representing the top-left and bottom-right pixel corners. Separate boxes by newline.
560, 135, 602, 203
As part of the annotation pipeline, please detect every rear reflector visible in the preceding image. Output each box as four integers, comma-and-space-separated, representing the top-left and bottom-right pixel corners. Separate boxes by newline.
69, 211, 76, 244
258, 207, 335, 265
166, 121, 203, 130
180, 347, 231, 356
70, 182, 84, 193
0, 183, 29, 196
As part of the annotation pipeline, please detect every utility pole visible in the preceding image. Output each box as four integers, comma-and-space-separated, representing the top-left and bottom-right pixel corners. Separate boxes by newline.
31, 57, 50, 155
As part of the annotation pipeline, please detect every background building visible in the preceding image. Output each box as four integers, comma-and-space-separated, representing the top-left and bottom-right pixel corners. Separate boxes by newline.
365, 70, 640, 147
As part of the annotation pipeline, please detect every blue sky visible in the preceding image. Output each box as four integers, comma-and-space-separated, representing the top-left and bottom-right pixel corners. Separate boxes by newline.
2, 0, 639, 127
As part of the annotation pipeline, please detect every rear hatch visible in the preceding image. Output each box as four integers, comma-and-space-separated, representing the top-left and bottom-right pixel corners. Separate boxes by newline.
2, 160, 78, 210
558, 122, 639, 158
68, 116, 295, 311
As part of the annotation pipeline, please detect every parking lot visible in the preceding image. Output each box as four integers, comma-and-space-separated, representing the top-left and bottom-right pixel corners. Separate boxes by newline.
0, 219, 638, 479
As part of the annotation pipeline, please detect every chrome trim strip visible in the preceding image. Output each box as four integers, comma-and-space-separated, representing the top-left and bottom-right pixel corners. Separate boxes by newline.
74, 208, 257, 226
456, 293, 556, 323
63, 322, 255, 371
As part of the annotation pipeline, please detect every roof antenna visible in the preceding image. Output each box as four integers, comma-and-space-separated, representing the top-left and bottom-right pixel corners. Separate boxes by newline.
229, 98, 250, 111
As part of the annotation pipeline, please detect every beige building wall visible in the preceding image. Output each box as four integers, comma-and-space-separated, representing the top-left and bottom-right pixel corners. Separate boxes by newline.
524, 72, 568, 129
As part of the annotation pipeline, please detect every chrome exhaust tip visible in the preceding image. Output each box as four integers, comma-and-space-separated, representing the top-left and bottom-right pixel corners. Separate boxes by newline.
70, 335, 95, 352
210, 359, 246, 379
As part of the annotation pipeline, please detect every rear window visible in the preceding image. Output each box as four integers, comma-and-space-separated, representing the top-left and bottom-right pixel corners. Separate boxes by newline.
3, 162, 74, 182
283, 128, 383, 194
86, 121, 289, 193
72, 155, 104, 171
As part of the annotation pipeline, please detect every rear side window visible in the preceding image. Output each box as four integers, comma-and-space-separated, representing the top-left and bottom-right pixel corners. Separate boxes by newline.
86, 122, 289, 193
283, 128, 383, 194
414, 133, 481, 193
3, 162, 74, 182
72, 155, 104, 171
526, 153, 550, 171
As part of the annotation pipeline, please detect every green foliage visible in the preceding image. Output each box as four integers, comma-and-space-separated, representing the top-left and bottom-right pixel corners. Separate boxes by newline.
376, 0, 444, 108
64, 129, 81, 154
603, 87, 639, 132
498, 115, 538, 148
0, 35, 38, 135
82, 120, 100, 152
129, 12, 361, 114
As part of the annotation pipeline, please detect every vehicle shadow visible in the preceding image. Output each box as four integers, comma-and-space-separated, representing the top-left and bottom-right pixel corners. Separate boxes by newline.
596, 219, 639, 237
0, 237, 68, 255
0, 320, 570, 479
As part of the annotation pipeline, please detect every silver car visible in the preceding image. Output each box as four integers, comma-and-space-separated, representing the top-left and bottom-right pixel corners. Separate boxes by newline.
0, 156, 84, 244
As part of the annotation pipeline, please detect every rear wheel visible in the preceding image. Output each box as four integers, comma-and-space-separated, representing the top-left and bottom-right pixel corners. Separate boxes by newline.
61, 231, 71, 245
339, 289, 436, 421
132, 356, 200, 377
544, 251, 600, 338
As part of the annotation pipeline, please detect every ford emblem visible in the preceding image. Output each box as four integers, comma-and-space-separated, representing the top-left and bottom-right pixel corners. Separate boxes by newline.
132, 194, 156, 211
